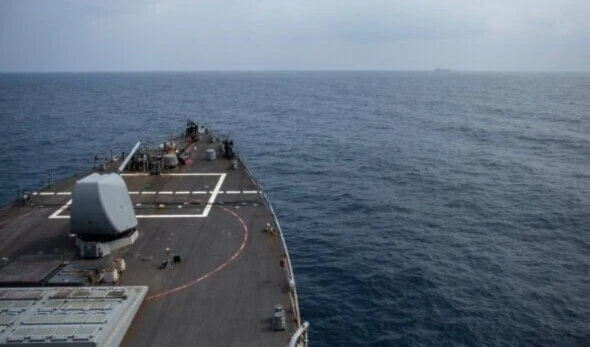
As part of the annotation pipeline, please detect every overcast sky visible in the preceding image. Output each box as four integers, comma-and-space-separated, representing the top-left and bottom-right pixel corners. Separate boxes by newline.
1, 0, 589, 72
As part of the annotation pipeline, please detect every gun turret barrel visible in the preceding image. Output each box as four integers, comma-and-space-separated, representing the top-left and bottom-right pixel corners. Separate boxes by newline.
117, 141, 141, 174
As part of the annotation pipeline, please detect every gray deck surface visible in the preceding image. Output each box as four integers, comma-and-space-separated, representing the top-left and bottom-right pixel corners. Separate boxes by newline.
0, 132, 298, 346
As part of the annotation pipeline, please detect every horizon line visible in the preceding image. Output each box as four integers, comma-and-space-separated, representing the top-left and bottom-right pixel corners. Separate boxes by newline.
1, 69, 589, 74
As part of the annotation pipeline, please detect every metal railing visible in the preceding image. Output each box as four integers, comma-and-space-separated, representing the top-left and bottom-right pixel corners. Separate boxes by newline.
239, 154, 309, 347
289, 322, 310, 347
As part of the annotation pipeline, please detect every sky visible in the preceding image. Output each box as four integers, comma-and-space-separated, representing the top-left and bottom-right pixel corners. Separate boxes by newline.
1, 0, 589, 72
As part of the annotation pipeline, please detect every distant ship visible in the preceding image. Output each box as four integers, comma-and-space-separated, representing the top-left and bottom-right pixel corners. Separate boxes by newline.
0, 120, 309, 346
433, 67, 451, 72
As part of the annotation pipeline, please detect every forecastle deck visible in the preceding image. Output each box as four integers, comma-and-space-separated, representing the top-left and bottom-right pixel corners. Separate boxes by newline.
0, 127, 306, 346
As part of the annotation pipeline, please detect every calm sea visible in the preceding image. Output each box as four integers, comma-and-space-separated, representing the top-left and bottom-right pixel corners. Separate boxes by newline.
1, 71, 589, 346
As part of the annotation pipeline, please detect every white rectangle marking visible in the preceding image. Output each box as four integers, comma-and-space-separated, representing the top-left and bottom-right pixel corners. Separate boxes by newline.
49, 173, 228, 220
121, 173, 224, 177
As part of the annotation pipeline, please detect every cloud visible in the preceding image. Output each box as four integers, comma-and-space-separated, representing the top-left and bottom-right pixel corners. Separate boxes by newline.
0, 0, 589, 71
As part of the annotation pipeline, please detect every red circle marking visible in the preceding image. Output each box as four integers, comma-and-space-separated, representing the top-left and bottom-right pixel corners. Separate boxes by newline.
146, 206, 249, 301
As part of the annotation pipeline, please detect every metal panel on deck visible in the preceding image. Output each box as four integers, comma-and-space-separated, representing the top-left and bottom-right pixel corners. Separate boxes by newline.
0, 286, 148, 346
0, 316, 16, 327
52, 326, 76, 341
0, 258, 62, 287
30, 327, 55, 342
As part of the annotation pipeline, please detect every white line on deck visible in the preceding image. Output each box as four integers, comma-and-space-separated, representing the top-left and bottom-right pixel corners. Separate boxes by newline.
37, 189, 261, 197
137, 215, 206, 219
49, 199, 72, 219
45, 173, 257, 220
203, 173, 226, 216
121, 173, 224, 177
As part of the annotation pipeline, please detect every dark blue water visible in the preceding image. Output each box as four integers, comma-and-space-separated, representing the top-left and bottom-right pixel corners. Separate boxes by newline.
1, 72, 589, 346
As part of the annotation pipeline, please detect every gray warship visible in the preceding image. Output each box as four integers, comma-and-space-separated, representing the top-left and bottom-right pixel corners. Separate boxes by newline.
0, 120, 309, 346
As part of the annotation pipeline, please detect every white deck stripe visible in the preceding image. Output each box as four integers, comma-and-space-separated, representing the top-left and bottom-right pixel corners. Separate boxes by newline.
49, 199, 72, 219
121, 173, 224, 177
48, 173, 230, 220
51, 213, 210, 219
202, 173, 226, 217
137, 215, 206, 218
39, 188, 257, 197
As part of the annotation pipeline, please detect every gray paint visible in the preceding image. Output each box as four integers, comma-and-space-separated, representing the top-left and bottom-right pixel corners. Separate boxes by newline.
70, 173, 137, 236
0, 286, 148, 347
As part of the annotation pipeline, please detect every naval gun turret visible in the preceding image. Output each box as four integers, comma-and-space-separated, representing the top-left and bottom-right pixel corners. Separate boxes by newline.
70, 173, 138, 258
70, 143, 141, 259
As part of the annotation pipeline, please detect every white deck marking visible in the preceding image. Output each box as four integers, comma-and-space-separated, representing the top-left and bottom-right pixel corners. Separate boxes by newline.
121, 173, 223, 177
137, 215, 207, 219
48, 173, 229, 219
202, 173, 226, 217
49, 199, 72, 219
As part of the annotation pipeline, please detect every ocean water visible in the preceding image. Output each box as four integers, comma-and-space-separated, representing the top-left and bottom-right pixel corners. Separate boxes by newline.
1, 71, 589, 346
